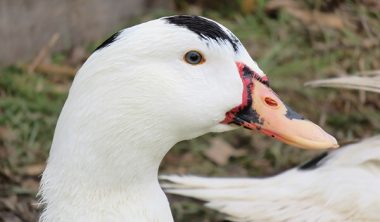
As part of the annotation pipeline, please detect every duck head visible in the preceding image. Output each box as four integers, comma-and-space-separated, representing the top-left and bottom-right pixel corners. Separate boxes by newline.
84, 15, 337, 149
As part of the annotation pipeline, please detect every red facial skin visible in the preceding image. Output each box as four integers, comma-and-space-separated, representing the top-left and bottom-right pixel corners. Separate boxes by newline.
222, 62, 338, 150
222, 62, 268, 125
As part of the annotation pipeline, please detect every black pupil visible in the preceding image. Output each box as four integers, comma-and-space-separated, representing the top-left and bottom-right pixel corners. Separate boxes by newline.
186, 51, 201, 64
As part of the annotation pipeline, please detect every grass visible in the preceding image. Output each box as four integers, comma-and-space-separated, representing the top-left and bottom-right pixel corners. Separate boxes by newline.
1, 1, 380, 221
0, 67, 66, 168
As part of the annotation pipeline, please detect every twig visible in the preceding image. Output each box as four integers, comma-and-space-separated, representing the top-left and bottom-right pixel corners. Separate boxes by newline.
27, 33, 60, 74
34, 63, 77, 77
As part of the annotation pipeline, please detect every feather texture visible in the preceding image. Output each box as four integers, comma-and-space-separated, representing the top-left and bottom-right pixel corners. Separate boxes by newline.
162, 136, 380, 222
305, 72, 380, 93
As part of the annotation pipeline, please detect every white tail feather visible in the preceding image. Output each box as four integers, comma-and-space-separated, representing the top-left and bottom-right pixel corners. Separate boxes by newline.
161, 136, 380, 221
305, 74, 380, 93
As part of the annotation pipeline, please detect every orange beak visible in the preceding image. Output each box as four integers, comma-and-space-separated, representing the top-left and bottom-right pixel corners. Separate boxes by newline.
223, 63, 338, 150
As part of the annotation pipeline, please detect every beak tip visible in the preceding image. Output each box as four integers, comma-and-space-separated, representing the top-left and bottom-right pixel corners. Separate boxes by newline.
331, 141, 340, 149
326, 133, 339, 149
314, 132, 339, 149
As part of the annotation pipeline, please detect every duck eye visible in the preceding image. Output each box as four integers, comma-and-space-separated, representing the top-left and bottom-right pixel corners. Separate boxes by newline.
184, 51, 204, 65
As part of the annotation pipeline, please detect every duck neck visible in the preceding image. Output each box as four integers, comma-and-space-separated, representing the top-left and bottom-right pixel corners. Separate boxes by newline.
40, 96, 177, 221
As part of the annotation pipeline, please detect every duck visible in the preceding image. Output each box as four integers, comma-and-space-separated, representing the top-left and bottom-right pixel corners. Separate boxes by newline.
39, 15, 338, 222
162, 75, 380, 222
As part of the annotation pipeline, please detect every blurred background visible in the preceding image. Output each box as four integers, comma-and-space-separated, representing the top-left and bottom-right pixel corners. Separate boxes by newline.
0, 0, 379, 221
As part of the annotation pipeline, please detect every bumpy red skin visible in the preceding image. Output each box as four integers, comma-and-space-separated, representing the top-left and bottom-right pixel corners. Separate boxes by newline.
221, 62, 268, 124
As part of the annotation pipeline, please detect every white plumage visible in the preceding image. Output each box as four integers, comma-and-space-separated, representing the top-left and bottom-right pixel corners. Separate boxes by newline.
38, 15, 337, 222
163, 136, 380, 221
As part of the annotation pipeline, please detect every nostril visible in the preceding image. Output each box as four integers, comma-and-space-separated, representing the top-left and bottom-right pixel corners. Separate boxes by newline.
264, 97, 278, 107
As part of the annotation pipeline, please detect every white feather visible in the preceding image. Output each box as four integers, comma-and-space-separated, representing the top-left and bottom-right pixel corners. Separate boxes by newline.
305, 73, 380, 93
163, 136, 380, 222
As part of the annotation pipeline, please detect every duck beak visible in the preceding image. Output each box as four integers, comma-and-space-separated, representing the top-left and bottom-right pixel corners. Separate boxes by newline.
222, 63, 338, 150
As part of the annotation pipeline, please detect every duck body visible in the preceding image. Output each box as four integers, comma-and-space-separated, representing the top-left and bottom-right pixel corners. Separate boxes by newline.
164, 136, 380, 222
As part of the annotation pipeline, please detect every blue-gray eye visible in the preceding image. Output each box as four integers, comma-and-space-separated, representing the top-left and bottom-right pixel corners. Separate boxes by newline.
184, 51, 204, 65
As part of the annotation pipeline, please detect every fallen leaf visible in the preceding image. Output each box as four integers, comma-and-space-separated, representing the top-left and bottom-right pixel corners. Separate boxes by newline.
266, 0, 345, 30
0, 196, 18, 211
240, 0, 257, 14
21, 178, 40, 193
0, 212, 23, 222
35, 63, 77, 77
68, 46, 89, 66
361, 0, 380, 11
203, 138, 247, 166
266, 0, 298, 11
21, 163, 45, 176
21, 163, 45, 177
0, 127, 17, 141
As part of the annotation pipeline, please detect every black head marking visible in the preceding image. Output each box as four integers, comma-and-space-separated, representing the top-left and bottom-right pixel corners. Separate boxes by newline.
229, 64, 267, 126
165, 15, 240, 52
94, 31, 121, 52
298, 152, 329, 170
242, 65, 269, 87
235, 107, 264, 126
233, 74, 264, 126
285, 104, 305, 120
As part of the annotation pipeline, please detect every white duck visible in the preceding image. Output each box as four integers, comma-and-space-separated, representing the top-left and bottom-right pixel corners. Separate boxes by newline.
163, 136, 380, 222
39, 15, 337, 222
163, 76, 380, 222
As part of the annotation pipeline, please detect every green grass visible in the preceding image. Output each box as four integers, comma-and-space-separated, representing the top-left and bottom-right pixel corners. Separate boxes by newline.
0, 67, 67, 170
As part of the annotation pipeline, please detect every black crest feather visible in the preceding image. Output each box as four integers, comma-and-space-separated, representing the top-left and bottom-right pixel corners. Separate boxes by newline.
94, 31, 121, 51
165, 15, 240, 52
298, 152, 329, 170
